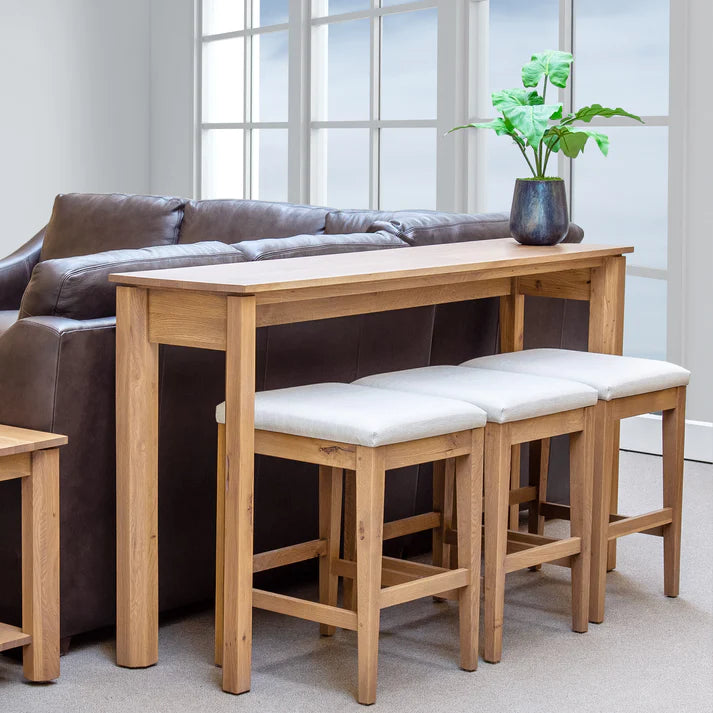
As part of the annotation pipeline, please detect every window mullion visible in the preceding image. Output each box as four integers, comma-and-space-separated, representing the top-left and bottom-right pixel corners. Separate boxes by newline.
369, 7, 381, 209
558, 0, 574, 210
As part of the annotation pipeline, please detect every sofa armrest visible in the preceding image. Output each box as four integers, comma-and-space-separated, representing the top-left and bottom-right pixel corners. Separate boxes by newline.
232, 231, 407, 261
0, 226, 45, 309
19, 241, 245, 321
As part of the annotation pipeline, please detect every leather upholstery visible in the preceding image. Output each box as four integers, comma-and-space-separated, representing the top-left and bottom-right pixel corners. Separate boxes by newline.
41, 193, 186, 260
19, 242, 245, 321
0, 310, 18, 338
178, 199, 329, 245
0, 226, 45, 309
233, 231, 407, 261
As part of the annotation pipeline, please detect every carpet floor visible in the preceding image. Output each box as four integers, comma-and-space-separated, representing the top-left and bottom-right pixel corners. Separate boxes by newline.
1, 452, 711, 713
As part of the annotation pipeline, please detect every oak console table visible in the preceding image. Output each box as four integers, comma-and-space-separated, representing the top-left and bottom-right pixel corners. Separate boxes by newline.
110, 238, 633, 694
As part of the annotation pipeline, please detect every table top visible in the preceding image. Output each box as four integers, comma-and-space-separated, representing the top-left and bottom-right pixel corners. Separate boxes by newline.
109, 238, 633, 296
0, 424, 67, 457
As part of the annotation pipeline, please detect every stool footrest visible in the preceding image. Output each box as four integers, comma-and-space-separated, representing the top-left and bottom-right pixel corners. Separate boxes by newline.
0, 622, 32, 652
509, 486, 538, 506
505, 536, 581, 573
383, 512, 441, 541
252, 589, 358, 631
252, 539, 327, 573
380, 569, 469, 609
607, 508, 673, 540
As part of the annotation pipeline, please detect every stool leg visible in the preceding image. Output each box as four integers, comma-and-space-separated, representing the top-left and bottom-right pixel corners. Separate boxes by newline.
663, 386, 686, 597
456, 430, 483, 672
509, 445, 521, 529
22, 449, 60, 682
527, 439, 550, 571
607, 423, 621, 572
570, 408, 594, 634
343, 470, 357, 613
484, 423, 511, 664
215, 424, 226, 666
355, 447, 385, 705
445, 459, 458, 570
432, 460, 449, 569
319, 466, 343, 636
590, 402, 615, 624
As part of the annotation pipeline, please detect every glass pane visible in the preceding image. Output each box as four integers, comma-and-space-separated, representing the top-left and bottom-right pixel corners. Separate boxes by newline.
624, 276, 667, 360
203, 0, 243, 35
489, 0, 559, 106
202, 38, 244, 123
572, 127, 668, 270
202, 129, 244, 199
380, 128, 436, 210
381, 8, 438, 120
253, 31, 288, 121
252, 129, 288, 202
313, 19, 370, 120
312, 0, 370, 18
255, 0, 289, 27
575, 0, 669, 116
315, 129, 370, 208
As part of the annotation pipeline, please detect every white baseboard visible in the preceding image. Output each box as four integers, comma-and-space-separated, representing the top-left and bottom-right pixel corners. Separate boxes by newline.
620, 413, 713, 463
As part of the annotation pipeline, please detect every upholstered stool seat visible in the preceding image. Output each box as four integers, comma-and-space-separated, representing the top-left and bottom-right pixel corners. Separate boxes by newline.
355, 366, 596, 663
461, 348, 690, 623
461, 348, 690, 401
215, 383, 486, 704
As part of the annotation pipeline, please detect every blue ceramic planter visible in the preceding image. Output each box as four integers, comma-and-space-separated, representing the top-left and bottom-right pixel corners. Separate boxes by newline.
509, 178, 569, 246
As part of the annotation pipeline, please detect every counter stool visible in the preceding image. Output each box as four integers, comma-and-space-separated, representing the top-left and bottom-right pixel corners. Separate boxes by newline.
0, 424, 66, 682
355, 366, 598, 663
215, 383, 486, 704
461, 349, 690, 623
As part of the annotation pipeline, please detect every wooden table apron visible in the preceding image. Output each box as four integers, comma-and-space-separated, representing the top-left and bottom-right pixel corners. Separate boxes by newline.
112, 241, 628, 694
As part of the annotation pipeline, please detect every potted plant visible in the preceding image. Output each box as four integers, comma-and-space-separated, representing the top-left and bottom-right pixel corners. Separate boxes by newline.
450, 50, 642, 245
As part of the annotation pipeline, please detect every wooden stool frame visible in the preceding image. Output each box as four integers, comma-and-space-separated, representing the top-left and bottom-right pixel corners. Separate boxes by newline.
215, 424, 483, 705
529, 386, 686, 623
0, 425, 65, 682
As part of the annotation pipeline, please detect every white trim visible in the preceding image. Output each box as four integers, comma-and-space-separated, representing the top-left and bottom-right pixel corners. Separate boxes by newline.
620, 413, 713, 464
311, 0, 437, 26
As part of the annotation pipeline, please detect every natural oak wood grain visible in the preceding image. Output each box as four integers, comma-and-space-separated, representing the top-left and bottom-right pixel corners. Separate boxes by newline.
215, 423, 226, 667
0, 452, 31, 482
116, 286, 159, 669
319, 466, 343, 636
518, 269, 592, 301
22, 448, 60, 681
0, 426, 67, 457
0, 623, 31, 652
110, 239, 632, 295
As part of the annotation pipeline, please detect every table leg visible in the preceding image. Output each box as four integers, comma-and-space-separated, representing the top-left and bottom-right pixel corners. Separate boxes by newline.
116, 287, 159, 668
222, 296, 256, 695
500, 281, 525, 529
588, 256, 626, 570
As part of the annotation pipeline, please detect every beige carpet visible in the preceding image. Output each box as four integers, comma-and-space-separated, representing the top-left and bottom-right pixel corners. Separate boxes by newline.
2, 452, 712, 712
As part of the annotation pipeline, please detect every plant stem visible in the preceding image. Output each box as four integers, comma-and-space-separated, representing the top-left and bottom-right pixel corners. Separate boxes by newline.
542, 143, 554, 174
516, 142, 538, 177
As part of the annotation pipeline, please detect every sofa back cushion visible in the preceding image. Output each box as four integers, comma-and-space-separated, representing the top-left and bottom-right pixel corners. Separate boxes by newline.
20, 242, 245, 321
40, 193, 186, 261
178, 199, 329, 245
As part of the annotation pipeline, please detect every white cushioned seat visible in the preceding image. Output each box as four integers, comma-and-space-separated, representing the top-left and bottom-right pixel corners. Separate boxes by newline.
354, 366, 597, 424
216, 382, 487, 448
461, 349, 691, 401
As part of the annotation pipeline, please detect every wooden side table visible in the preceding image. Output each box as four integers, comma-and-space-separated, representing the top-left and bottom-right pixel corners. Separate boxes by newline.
0, 424, 66, 682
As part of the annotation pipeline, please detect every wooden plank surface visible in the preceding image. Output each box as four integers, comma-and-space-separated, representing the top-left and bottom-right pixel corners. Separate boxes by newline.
0, 426, 66, 457
0, 622, 31, 652
109, 239, 633, 295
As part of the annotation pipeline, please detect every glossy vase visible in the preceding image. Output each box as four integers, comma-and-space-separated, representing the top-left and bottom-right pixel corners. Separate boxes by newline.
509, 178, 569, 246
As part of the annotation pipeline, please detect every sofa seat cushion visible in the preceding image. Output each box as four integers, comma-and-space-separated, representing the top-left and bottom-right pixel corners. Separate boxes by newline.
325, 210, 584, 245
178, 199, 329, 245
462, 349, 691, 401
0, 310, 18, 337
233, 231, 407, 261
216, 382, 486, 447
354, 365, 598, 424
20, 242, 245, 321
41, 193, 186, 261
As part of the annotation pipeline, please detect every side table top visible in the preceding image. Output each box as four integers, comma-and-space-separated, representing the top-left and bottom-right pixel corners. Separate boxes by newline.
0, 425, 67, 457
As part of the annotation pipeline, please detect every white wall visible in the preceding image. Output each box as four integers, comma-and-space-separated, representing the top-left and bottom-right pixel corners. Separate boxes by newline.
0, 0, 151, 256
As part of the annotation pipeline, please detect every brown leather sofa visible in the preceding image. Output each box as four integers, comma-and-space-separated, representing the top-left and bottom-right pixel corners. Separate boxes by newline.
0, 193, 588, 639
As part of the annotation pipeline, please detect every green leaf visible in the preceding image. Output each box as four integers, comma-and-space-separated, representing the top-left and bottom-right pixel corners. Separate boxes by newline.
501, 103, 563, 147
522, 50, 573, 89
491, 88, 544, 111
546, 127, 610, 158
447, 118, 513, 136
566, 103, 644, 124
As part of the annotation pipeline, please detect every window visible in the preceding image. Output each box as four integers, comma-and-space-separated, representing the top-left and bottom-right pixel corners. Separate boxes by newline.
200, 0, 675, 360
